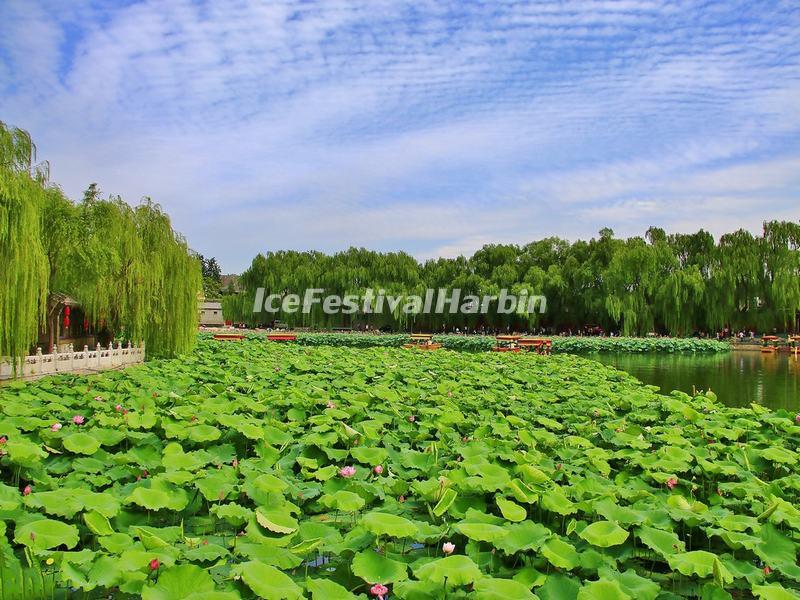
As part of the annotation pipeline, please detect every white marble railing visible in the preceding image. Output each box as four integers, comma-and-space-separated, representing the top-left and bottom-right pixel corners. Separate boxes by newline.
0, 341, 145, 380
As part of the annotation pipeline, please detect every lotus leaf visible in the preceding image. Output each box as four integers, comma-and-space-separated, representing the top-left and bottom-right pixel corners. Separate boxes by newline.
351, 549, 408, 583
578, 520, 629, 547
413, 554, 483, 585
237, 561, 303, 599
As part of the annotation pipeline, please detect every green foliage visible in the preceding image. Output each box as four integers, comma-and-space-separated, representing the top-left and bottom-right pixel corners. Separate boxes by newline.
199, 255, 223, 299
289, 332, 729, 353
231, 225, 800, 335
1, 339, 799, 597
0, 122, 49, 363
549, 336, 730, 353
0, 123, 201, 361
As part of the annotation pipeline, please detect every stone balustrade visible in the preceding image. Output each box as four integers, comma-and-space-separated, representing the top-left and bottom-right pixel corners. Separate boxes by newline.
0, 341, 145, 380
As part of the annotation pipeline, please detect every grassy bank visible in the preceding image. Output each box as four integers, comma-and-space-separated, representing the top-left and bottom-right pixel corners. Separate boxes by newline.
0, 338, 794, 598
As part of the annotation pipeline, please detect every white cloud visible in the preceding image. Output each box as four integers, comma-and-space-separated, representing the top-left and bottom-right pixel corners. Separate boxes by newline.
1, 0, 799, 271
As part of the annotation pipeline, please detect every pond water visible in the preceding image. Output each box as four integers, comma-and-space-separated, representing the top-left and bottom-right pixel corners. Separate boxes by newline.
590, 351, 800, 412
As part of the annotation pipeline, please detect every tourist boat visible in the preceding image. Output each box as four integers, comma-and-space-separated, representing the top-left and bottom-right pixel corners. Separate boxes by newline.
493, 335, 522, 352
760, 335, 780, 353
402, 333, 441, 350
518, 338, 553, 355
788, 335, 800, 357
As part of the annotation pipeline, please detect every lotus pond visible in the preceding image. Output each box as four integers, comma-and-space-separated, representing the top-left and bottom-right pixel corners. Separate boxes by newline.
1, 339, 799, 599
591, 352, 800, 412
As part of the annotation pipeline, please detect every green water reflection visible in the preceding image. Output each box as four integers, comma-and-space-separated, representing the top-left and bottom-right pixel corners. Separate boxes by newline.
590, 351, 800, 411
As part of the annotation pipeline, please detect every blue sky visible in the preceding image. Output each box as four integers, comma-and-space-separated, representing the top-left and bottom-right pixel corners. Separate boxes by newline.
1, 0, 799, 272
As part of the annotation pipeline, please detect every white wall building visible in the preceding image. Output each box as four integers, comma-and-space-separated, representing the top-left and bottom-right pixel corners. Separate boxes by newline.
199, 301, 225, 326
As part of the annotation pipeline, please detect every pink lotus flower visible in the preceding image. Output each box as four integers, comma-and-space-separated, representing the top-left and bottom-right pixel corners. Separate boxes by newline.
373, 465, 383, 475
326, 400, 336, 409
115, 404, 123, 412
666, 477, 678, 490
370, 583, 389, 598
22, 485, 32, 496
0, 436, 7, 445
764, 565, 771, 575
50, 423, 62, 432
149, 558, 159, 571
339, 465, 356, 478
442, 541, 456, 555
796, 414, 800, 423
72, 415, 85, 425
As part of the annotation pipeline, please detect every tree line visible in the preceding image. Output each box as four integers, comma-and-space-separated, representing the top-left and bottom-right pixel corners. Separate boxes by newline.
223, 224, 800, 335
0, 122, 201, 361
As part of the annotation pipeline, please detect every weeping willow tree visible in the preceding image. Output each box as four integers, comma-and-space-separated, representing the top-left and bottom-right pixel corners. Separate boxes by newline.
761, 220, 800, 330
68, 190, 147, 346
136, 200, 202, 356
603, 237, 658, 335
64, 192, 201, 357
0, 122, 49, 362
705, 230, 764, 331
41, 185, 79, 349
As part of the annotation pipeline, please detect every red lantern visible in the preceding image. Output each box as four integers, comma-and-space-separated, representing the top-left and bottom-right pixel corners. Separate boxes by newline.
63, 316, 70, 329
64, 306, 71, 316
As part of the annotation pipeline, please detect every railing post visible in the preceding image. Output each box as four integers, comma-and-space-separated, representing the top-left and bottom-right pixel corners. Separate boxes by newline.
83, 345, 89, 369
96, 343, 102, 369
35, 347, 42, 376
68, 344, 74, 371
